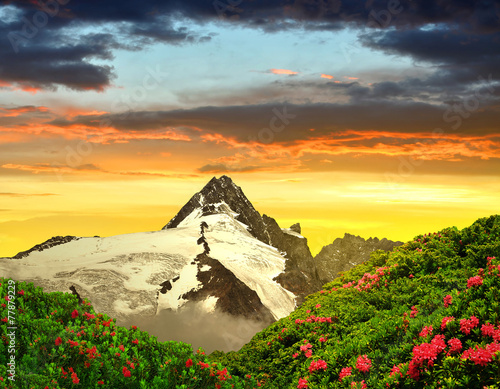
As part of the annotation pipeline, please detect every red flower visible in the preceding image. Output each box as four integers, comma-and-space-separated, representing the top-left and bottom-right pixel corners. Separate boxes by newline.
441, 316, 455, 331
338, 367, 352, 381
1, 317, 8, 323
122, 367, 131, 377
419, 325, 433, 338
467, 276, 483, 288
17, 290, 24, 296
447, 338, 462, 355
71, 310, 79, 319
460, 316, 480, 335
389, 364, 403, 378
297, 377, 308, 388
482, 323, 496, 337
119, 344, 125, 352
198, 361, 210, 369
71, 372, 79, 384
356, 355, 372, 373
443, 294, 452, 308
308, 359, 327, 373
55, 337, 62, 346
98, 381, 104, 385
132, 339, 138, 344
186, 359, 193, 368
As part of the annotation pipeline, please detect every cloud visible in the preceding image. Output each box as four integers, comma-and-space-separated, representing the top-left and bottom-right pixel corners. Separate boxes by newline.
361, 28, 500, 90
0, 105, 50, 117
0, 193, 58, 197
1, 1, 498, 91
198, 164, 265, 173
0, 163, 103, 175
321, 74, 334, 79
53, 100, 500, 142
269, 68, 299, 75
118, 301, 268, 354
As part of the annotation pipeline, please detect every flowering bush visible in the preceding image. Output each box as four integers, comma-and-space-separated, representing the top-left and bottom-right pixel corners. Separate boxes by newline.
0, 279, 260, 389
214, 215, 500, 388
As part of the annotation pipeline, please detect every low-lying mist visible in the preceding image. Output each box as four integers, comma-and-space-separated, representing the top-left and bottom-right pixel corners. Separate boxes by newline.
117, 302, 269, 354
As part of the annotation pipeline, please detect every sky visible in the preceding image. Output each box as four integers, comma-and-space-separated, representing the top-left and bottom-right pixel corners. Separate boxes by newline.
1, 0, 499, 258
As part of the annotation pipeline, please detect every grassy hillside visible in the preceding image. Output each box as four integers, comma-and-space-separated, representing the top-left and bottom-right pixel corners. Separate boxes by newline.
1, 215, 500, 388
212, 215, 500, 388
0, 281, 260, 388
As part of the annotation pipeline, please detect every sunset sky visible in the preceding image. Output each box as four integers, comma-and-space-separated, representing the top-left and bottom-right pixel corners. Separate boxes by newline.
1, 1, 499, 257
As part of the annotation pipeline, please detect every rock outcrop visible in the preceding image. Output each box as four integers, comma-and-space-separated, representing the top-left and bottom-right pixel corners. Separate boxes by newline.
12, 236, 80, 259
314, 233, 403, 284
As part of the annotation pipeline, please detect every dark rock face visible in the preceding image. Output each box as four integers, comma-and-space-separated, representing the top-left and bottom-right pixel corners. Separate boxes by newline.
164, 176, 271, 244
314, 233, 404, 284
181, 253, 276, 325
12, 236, 79, 259
262, 215, 322, 304
289, 223, 301, 234
164, 176, 323, 305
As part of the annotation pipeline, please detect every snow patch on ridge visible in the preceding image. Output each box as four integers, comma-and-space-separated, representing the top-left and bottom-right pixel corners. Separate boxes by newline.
281, 228, 305, 239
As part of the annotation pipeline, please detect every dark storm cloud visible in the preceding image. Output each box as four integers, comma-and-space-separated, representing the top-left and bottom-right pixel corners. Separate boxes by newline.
362, 28, 500, 81
50, 100, 499, 143
0, 25, 117, 91
1, 0, 499, 91
0, 1, 210, 91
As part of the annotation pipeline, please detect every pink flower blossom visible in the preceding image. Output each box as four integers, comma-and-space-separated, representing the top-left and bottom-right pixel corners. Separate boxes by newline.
356, 355, 372, 373
338, 367, 352, 381
467, 276, 483, 288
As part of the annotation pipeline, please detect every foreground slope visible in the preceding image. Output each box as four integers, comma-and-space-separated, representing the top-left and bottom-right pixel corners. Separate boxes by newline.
0, 279, 260, 389
213, 215, 500, 388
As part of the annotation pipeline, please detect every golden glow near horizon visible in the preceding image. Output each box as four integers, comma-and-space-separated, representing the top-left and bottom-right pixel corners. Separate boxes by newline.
1, 171, 498, 258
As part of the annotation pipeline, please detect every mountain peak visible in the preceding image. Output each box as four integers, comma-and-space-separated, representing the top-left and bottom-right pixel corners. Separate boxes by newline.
163, 176, 323, 302
163, 176, 262, 234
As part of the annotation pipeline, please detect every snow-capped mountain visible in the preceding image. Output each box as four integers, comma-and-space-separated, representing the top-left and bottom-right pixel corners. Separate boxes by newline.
0, 176, 321, 339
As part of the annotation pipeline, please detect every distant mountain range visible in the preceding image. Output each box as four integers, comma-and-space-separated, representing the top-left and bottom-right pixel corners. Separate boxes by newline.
0, 176, 401, 350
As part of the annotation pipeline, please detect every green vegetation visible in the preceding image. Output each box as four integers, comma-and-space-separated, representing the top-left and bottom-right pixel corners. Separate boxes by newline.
213, 215, 500, 388
0, 282, 259, 388
2, 215, 500, 388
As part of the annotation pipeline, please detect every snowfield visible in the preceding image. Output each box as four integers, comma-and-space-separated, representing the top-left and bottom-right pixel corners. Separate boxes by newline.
0, 201, 296, 321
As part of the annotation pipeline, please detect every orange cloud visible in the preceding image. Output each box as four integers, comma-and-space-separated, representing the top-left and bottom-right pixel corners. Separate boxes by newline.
200, 130, 500, 165
269, 69, 299, 75
0, 81, 42, 94
321, 74, 334, 79
344, 76, 359, 80
61, 108, 109, 119
0, 106, 50, 117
